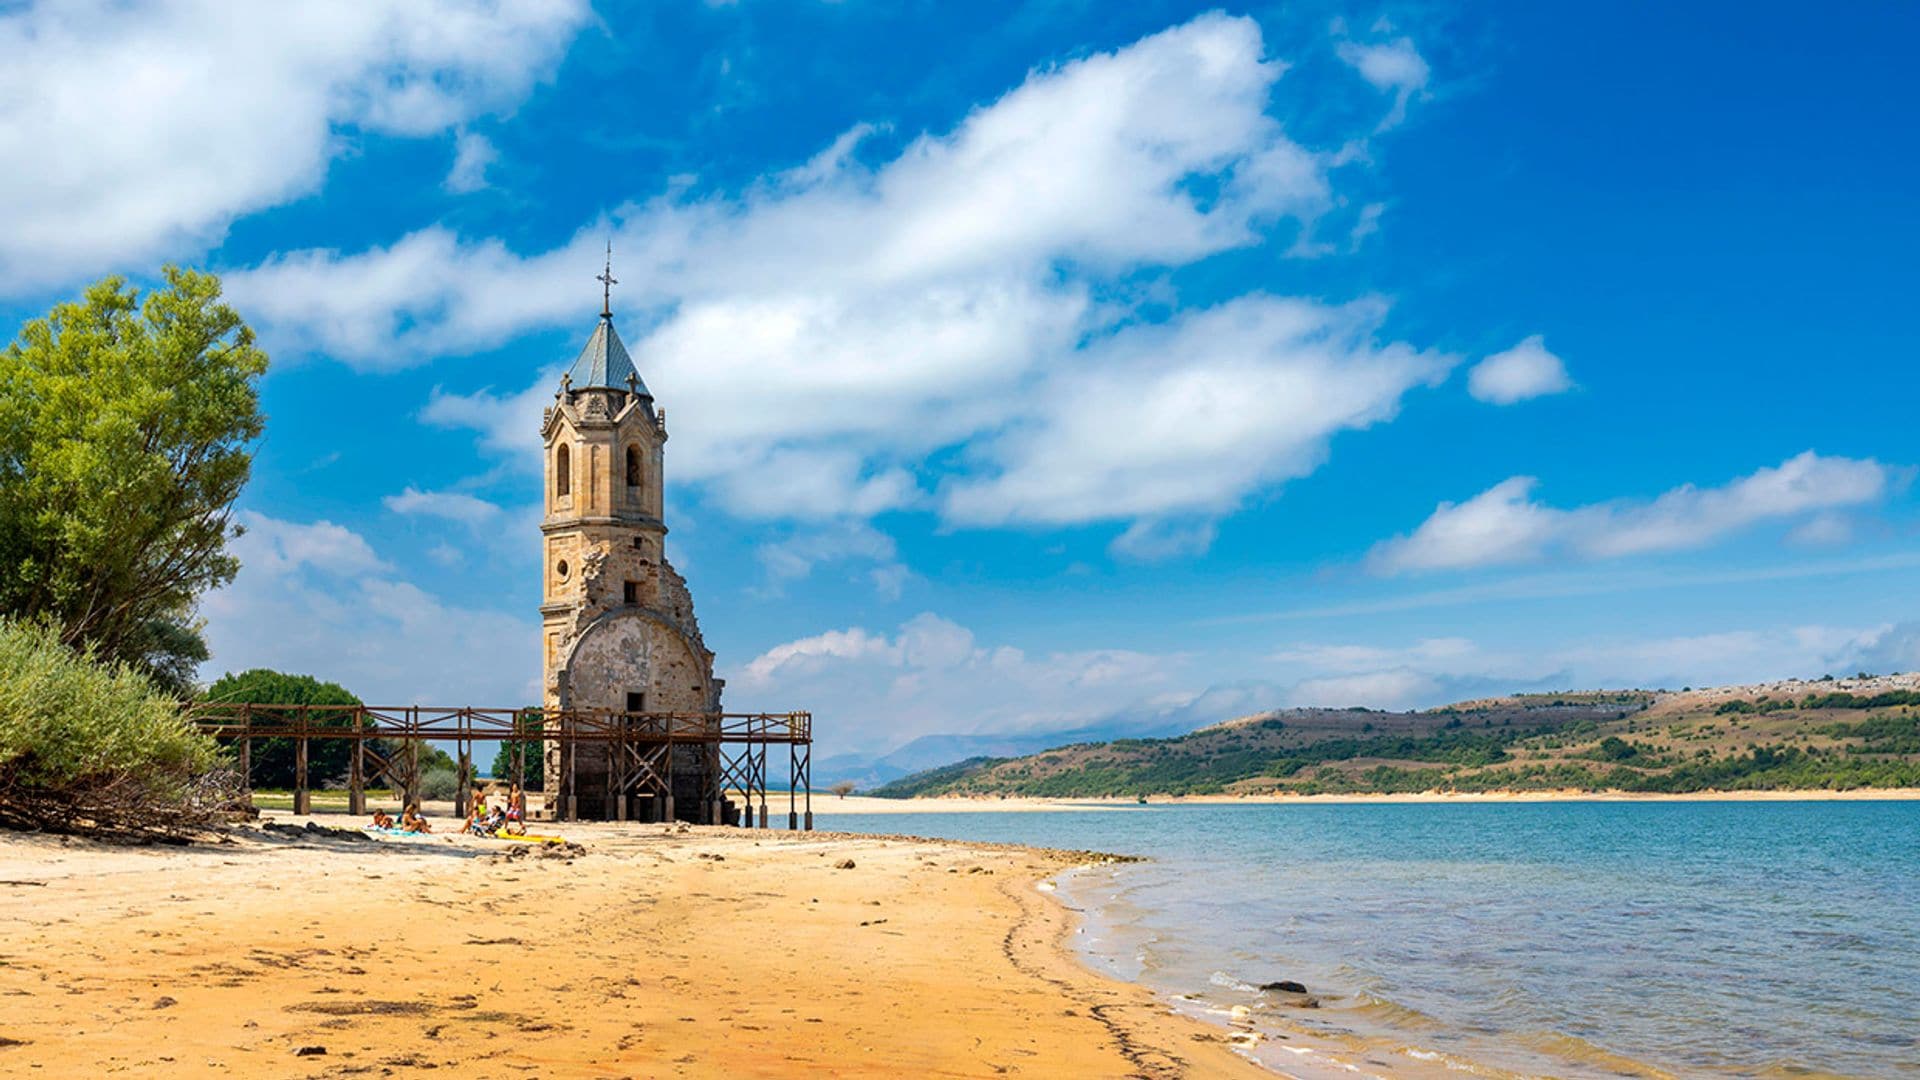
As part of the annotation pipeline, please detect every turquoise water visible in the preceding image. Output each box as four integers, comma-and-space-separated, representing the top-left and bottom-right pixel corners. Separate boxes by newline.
816, 801, 1920, 1078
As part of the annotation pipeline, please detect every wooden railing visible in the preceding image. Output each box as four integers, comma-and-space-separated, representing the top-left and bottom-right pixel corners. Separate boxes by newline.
188, 703, 813, 829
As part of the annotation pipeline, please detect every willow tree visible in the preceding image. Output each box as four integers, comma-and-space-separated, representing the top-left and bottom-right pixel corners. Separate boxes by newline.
0, 268, 267, 693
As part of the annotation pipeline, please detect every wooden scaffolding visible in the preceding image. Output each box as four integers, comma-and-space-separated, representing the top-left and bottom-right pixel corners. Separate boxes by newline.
190, 704, 814, 829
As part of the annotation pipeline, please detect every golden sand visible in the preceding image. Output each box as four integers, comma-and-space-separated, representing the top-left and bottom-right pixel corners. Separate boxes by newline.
0, 816, 1269, 1079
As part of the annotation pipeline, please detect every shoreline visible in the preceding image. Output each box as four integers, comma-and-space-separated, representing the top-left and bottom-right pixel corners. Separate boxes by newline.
0, 813, 1271, 1078
816, 787, 1920, 814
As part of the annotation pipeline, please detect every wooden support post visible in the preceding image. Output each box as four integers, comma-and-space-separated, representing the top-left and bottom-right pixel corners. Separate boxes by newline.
662, 738, 674, 823
563, 715, 578, 822
348, 714, 365, 817
238, 737, 252, 794
456, 738, 471, 819
294, 735, 311, 816
788, 743, 798, 831
758, 745, 769, 829
407, 733, 420, 814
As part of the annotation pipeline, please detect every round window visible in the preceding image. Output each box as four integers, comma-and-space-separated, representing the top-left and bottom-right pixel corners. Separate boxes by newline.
556, 559, 570, 580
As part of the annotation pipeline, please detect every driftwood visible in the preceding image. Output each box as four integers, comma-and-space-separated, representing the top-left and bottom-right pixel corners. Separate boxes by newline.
0, 763, 249, 839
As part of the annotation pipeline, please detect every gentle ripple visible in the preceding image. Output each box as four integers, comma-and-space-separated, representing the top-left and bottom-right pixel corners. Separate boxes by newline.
819, 801, 1920, 1078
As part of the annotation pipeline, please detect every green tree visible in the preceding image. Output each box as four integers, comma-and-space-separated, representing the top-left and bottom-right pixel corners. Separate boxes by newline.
0, 268, 267, 693
490, 708, 545, 790
203, 669, 360, 788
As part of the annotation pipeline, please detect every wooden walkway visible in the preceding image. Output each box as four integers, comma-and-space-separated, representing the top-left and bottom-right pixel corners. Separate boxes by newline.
190, 704, 813, 828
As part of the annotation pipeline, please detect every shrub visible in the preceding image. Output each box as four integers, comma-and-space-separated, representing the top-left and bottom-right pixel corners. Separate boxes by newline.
1593, 736, 1639, 761
0, 619, 225, 833
417, 766, 460, 803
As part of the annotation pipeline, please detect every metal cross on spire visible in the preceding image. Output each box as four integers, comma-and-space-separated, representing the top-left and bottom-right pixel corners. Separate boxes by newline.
597, 239, 618, 320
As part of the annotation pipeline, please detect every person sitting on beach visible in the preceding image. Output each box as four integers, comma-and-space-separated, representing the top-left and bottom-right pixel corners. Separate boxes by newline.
370, 810, 394, 829
460, 786, 490, 834
468, 806, 502, 837
401, 805, 432, 833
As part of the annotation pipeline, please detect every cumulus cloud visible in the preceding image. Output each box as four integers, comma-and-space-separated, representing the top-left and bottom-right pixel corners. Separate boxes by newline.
943, 295, 1453, 526
1271, 625, 1882, 709
232, 512, 392, 578
1372, 452, 1897, 574
0, 0, 588, 293
731, 613, 1180, 754
383, 486, 505, 527
1835, 622, 1920, 676
445, 131, 500, 194
1109, 519, 1220, 563
201, 513, 537, 703
756, 521, 909, 598
231, 14, 1447, 542
1467, 335, 1574, 404
1336, 36, 1430, 130
733, 613, 1900, 755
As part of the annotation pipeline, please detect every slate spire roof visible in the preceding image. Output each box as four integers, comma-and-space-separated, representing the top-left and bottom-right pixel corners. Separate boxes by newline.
563, 314, 650, 396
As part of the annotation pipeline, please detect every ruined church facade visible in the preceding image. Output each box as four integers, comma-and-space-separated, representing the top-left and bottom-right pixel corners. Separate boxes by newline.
539, 303, 723, 821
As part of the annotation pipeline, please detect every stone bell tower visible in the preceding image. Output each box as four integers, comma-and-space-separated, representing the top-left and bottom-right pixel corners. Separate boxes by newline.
539, 249, 723, 820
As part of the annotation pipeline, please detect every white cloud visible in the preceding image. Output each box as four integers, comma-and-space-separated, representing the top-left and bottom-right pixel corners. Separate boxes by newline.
868, 563, 911, 601
740, 626, 898, 683
0, 0, 588, 293
231, 14, 1326, 362
1787, 513, 1854, 547
1371, 476, 1561, 572
1836, 622, 1920, 676
756, 521, 908, 598
233, 512, 392, 578
1372, 452, 1897, 574
383, 486, 504, 527
732, 613, 1179, 754
941, 295, 1454, 526
1288, 668, 1440, 710
1467, 334, 1574, 404
1109, 519, 1219, 562
445, 131, 500, 193
202, 513, 536, 703
231, 14, 1446, 543
1270, 625, 1883, 709
1273, 637, 1478, 673
1336, 36, 1430, 130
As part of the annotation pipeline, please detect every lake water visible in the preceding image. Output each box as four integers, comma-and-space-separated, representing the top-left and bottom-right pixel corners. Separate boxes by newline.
816, 801, 1920, 1078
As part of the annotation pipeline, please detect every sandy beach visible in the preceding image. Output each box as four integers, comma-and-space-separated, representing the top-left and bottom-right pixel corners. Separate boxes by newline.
0, 816, 1269, 1079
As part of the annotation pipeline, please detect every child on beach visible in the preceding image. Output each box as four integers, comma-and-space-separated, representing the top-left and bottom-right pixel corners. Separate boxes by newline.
370, 810, 394, 829
401, 805, 432, 833
461, 787, 484, 834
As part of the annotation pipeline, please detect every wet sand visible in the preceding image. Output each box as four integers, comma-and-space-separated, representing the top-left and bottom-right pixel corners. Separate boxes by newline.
0, 815, 1269, 1079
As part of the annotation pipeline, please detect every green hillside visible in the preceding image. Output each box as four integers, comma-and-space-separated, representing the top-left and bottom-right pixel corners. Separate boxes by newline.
869, 684, 1920, 798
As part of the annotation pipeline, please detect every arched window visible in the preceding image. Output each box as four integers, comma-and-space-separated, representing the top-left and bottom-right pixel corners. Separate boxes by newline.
625, 444, 642, 489
555, 444, 571, 497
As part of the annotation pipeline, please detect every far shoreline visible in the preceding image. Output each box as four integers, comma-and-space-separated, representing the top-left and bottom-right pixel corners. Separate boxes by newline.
815, 787, 1920, 814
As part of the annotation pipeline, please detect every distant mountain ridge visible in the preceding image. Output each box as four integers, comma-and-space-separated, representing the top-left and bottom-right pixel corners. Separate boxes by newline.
812, 711, 1224, 790
868, 675, 1920, 798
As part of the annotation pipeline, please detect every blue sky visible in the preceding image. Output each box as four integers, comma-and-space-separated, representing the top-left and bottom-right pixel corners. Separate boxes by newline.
4, 1, 1917, 762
